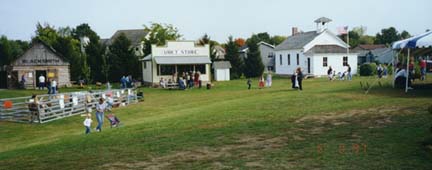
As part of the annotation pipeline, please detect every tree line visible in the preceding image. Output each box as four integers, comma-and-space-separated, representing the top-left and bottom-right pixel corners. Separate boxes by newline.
0, 24, 424, 82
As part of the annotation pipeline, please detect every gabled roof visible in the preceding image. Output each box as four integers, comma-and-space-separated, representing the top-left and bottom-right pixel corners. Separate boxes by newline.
12, 40, 70, 66
275, 31, 320, 51
212, 61, 232, 69
238, 41, 275, 53
103, 29, 148, 46
355, 44, 387, 51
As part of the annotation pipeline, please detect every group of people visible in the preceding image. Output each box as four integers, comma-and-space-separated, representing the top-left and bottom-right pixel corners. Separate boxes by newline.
83, 97, 121, 134
120, 75, 134, 89
327, 64, 352, 81
394, 57, 428, 89
37, 75, 58, 94
247, 72, 273, 90
159, 71, 202, 90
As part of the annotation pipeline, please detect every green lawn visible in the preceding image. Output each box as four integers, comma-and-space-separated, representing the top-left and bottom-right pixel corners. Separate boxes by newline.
0, 76, 431, 170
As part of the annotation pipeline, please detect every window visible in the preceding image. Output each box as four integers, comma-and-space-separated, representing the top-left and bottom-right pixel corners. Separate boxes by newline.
158, 65, 175, 75
279, 55, 282, 65
296, 53, 300, 65
143, 61, 147, 69
323, 57, 328, 67
343, 56, 348, 66
195, 64, 207, 74
287, 54, 291, 65
268, 52, 274, 58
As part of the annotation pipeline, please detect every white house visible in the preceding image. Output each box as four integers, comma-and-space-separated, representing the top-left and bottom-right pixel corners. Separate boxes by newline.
275, 17, 357, 76
212, 61, 231, 81
140, 41, 212, 85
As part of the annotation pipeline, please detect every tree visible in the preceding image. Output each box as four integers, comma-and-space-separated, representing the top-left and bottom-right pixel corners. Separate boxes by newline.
234, 38, 246, 47
198, 33, 219, 62
72, 24, 105, 82
108, 33, 138, 81
143, 23, 182, 56
270, 35, 287, 46
0, 36, 29, 66
400, 30, 411, 39
244, 35, 264, 78
375, 27, 401, 45
225, 36, 243, 79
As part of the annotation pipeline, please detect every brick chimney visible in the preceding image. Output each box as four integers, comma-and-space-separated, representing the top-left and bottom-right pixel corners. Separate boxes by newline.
292, 27, 299, 36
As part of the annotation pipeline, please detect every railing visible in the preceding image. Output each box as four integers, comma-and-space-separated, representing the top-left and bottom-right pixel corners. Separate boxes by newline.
0, 88, 141, 124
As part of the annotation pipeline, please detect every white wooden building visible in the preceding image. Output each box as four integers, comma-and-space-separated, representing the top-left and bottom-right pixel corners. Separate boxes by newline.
212, 61, 231, 81
140, 41, 211, 85
275, 18, 357, 76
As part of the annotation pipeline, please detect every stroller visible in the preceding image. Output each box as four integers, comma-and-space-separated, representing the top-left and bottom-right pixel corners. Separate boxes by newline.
106, 113, 121, 128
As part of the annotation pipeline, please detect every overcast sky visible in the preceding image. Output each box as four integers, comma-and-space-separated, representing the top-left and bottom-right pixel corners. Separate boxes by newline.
0, 0, 431, 42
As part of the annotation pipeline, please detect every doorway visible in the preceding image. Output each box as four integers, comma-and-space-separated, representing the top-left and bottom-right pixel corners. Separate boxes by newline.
0, 71, 6, 88
36, 70, 47, 86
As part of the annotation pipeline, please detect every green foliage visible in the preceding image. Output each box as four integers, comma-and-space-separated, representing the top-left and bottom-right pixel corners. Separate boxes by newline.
246, 32, 286, 46
108, 33, 139, 81
143, 23, 182, 56
359, 63, 377, 76
0, 36, 29, 66
374, 27, 410, 45
428, 105, 432, 114
225, 36, 243, 79
270, 35, 287, 46
244, 35, 264, 78
198, 34, 219, 62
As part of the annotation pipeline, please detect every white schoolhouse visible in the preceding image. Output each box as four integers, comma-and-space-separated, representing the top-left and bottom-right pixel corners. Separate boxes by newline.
140, 41, 211, 85
275, 17, 357, 76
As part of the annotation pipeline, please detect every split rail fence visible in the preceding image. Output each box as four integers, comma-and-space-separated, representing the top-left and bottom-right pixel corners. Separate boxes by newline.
0, 88, 141, 123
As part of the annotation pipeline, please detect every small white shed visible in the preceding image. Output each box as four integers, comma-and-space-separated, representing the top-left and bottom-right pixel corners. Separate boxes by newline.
213, 61, 231, 81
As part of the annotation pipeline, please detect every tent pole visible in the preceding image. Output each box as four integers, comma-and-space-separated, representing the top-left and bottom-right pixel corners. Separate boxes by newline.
405, 49, 410, 93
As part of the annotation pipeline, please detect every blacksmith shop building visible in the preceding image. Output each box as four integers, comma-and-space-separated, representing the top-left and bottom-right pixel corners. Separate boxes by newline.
7, 41, 71, 89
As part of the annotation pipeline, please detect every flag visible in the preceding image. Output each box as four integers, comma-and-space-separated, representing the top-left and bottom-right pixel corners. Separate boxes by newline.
337, 26, 348, 35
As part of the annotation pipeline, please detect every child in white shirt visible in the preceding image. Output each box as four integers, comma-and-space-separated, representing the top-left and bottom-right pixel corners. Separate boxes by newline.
83, 114, 93, 134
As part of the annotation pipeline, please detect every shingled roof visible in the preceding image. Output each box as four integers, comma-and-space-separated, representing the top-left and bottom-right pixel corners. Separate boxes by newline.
103, 29, 148, 46
304, 45, 348, 54
274, 31, 319, 51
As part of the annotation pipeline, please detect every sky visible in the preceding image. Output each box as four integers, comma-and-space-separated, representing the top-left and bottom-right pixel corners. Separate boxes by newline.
0, 0, 431, 42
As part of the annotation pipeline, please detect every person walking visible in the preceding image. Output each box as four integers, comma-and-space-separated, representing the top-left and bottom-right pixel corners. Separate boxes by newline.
83, 114, 93, 134
296, 67, 303, 91
266, 73, 272, 88
291, 71, 298, 89
327, 66, 333, 81
51, 79, 57, 94
46, 78, 51, 94
38, 75, 45, 90
95, 98, 107, 132
247, 78, 252, 90
377, 64, 383, 78
346, 64, 352, 81
420, 57, 427, 81
258, 75, 265, 89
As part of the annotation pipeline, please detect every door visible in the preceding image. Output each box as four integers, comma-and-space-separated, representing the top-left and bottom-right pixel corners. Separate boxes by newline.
307, 58, 311, 74
35, 70, 47, 86
0, 71, 6, 88
7, 71, 18, 89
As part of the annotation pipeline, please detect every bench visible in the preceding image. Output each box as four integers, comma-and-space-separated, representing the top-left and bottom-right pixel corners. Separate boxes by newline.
166, 83, 179, 89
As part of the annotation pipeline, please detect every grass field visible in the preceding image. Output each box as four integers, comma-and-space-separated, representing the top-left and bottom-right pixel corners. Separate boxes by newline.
0, 76, 432, 170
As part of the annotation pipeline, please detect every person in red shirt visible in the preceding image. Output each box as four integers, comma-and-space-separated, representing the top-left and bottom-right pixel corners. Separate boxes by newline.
420, 57, 427, 81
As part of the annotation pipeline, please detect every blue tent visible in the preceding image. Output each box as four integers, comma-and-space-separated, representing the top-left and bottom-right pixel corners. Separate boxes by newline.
392, 31, 432, 92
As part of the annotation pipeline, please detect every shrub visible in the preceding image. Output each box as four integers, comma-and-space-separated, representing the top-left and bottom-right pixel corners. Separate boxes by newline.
428, 105, 432, 114
359, 63, 377, 76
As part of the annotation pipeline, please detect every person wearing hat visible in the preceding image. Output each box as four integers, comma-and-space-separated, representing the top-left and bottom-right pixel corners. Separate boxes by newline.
95, 98, 107, 132
83, 114, 93, 134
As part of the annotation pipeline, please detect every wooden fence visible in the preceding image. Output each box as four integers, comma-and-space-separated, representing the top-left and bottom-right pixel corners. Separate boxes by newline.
0, 88, 141, 123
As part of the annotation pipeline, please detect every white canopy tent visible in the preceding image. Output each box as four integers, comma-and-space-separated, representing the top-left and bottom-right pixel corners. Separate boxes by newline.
392, 31, 432, 92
